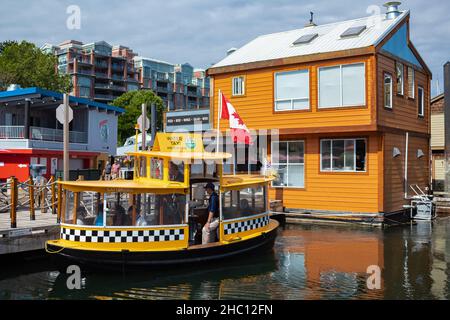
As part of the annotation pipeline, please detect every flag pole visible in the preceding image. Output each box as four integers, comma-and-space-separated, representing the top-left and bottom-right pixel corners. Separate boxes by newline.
216, 89, 222, 153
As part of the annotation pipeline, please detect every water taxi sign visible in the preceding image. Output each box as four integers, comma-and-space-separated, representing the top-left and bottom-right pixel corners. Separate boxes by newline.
152, 133, 204, 153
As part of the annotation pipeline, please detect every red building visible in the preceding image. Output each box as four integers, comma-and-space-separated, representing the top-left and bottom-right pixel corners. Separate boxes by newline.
0, 87, 124, 182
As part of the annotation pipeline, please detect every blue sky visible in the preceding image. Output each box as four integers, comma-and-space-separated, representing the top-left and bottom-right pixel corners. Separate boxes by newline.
0, 0, 448, 96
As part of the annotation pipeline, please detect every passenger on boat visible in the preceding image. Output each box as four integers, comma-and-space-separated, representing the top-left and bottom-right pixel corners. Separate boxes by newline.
94, 204, 104, 226
76, 207, 87, 225
169, 161, 184, 182
113, 204, 131, 226
202, 182, 220, 244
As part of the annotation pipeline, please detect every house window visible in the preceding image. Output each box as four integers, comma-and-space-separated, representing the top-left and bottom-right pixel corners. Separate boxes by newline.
408, 66, 415, 99
271, 141, 305, 188
384, 73, 393, 109
418, 86, 425, 117
396, 62, 404, 95
318, 63, 365, 108
274, 70, 310, 111
232, 76, 245, 96
320, 138, 366, 172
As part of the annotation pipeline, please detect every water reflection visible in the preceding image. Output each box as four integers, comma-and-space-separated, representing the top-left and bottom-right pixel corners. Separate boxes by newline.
1, 217, 450, 300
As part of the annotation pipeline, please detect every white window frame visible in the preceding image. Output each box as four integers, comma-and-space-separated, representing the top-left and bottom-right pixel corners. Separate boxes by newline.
418, 86, 425, 117
408, 66, 415, 99
320, 138, 367, 173
232, 76, 245, 96
318, 62, 366, 109
396, 62, 404, 96
271, 140, 305, 189
384, 73, 393, 109
274, 69, 310, 111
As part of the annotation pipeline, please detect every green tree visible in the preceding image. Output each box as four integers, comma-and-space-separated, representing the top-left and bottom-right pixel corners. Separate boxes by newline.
0, 40, 71, 92
112, 90, 165, 146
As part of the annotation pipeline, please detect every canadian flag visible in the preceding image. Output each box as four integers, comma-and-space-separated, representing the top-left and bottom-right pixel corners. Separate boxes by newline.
220, 92, 253, 145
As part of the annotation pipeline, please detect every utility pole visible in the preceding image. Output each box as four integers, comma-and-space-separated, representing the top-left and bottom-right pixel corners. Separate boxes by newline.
63, 93, 69, 181
151, 103, 157, 145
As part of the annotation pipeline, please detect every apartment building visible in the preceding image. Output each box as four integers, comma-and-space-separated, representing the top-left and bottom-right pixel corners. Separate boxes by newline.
42, 41, 211, 132
42, 41, 140, 103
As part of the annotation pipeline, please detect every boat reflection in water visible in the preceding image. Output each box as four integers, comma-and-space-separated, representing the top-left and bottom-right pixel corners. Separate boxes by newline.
1, 218, 450, 300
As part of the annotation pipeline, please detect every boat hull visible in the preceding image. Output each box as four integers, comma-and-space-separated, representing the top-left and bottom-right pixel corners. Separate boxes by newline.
47, 220, 279, 271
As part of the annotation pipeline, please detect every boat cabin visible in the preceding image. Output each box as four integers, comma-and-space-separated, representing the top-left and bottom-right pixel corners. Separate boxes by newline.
51, 133, 275, 253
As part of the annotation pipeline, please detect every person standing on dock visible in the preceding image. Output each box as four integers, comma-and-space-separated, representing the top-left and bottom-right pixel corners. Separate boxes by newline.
202, 182, 220, 244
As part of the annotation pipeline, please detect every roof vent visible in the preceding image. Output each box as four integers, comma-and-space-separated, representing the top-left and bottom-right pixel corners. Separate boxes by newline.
384, 1, 402, 19
305, 12, 317, 27
293, 33, 319, 45
227, 48, 237, 56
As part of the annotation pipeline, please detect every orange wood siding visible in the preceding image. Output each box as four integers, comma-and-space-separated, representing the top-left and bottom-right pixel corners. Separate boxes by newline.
383, 132, 430, 213
377, 54, 430, 134
212, 55, 376, 133
268, 134, 381, 213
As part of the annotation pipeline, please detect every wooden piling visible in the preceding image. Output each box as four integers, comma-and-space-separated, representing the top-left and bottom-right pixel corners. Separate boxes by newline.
57, 177, 62, 223
29, 175, 35, 221
10, 177, 17, 229
51, 176, 56, 215
40, 178, 48, 214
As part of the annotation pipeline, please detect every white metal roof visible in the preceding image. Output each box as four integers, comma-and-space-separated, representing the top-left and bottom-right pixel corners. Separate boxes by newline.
212, 11, 409, 68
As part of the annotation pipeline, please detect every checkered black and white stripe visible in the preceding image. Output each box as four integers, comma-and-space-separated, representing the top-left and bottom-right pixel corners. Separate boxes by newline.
223, 215, 270, 235
61, 227, 185, 243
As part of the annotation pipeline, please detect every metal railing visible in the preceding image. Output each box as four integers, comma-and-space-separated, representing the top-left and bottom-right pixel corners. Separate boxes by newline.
30, 126, 88, 144
0, 126, 25, 139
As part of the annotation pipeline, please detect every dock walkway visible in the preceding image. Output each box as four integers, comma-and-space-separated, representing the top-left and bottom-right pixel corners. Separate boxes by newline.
0, 209, 59, 256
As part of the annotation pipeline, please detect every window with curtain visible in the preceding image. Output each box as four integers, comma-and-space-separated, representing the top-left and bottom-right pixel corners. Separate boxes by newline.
271, 141, 305, 188
274, 70, 310, 111
384, 73, 393, 109
408, 66, 415, 99
320, 139, 366, 172
318, 63, 365, 108
396, 62, 404, 95
418, 86, 424, 117
232, 76, 245, 96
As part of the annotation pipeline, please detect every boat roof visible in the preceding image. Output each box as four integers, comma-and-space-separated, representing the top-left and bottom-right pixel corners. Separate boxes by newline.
59, 179, 188, 193
127, 151, 232, 161
126, 132, 232, 161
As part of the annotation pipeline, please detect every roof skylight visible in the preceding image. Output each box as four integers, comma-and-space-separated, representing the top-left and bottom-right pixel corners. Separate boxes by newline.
293, 33, 319, 45
340, 25, 367, 38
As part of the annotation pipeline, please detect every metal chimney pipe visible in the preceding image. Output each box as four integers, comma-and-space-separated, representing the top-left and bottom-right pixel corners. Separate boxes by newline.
384, 2, 402, 19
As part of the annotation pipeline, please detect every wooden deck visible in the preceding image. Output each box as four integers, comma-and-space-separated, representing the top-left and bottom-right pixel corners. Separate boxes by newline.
0, 209, 59, 256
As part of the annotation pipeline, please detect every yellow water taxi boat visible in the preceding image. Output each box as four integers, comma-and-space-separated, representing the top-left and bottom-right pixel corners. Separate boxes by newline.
46, 133, 279, 270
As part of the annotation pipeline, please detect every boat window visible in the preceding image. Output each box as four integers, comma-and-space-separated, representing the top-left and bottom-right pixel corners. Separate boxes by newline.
150, 158, 163, 180
138, 156, 147, 178
63, 191, 187, 227
132, 193, 187, 226
63, 191, 102, 226
222, 186, 267, 220
189, 161, 218, 179
169, 161, 185, 182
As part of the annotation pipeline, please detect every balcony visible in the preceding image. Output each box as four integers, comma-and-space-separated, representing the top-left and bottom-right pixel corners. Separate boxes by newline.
95, 72, 110, 79
30, 127, 87, 144
95, 94, 114, 101
0, 126, 87, 144
0, 126, 24, 139
112, 74, 125, 81
112, 64, 124, 72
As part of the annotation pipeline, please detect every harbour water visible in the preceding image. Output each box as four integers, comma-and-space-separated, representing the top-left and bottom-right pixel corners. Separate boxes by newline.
1, 217, 449, 300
